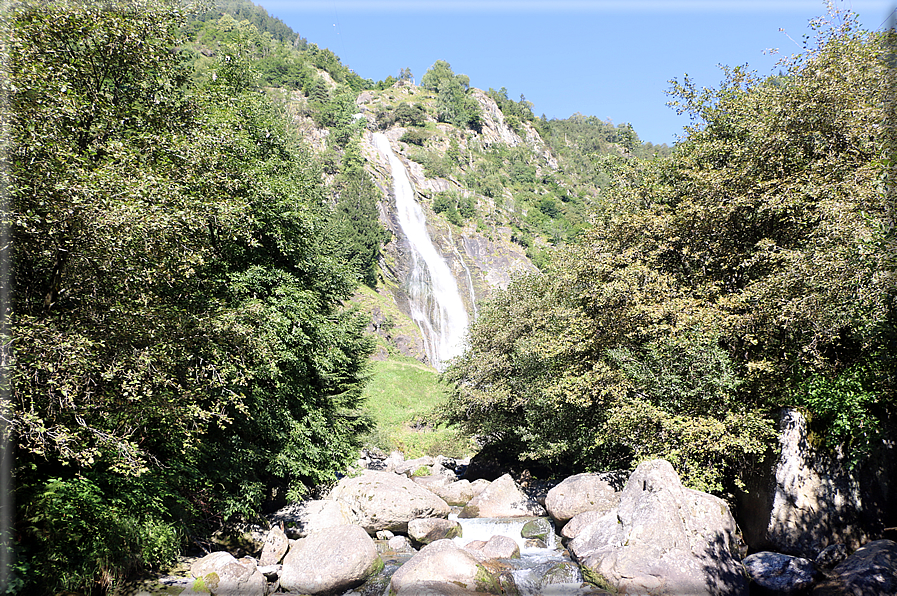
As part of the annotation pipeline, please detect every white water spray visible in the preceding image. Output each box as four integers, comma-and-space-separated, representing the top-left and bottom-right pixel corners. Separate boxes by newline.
372, 132, 469, 370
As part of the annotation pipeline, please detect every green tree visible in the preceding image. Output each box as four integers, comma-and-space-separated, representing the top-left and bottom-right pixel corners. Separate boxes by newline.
6, 1, 374, 592
442, 9, 895, 495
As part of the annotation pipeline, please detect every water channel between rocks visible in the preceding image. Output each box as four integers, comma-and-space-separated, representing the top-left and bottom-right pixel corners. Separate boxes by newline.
345, 514, 607, 596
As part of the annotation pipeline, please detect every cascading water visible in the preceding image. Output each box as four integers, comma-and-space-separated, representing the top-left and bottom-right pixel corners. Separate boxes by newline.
372, 132, 469, 371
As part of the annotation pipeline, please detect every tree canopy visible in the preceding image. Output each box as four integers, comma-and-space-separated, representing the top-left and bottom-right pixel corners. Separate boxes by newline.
441, 11, 896, 495
4, 1, 374, 592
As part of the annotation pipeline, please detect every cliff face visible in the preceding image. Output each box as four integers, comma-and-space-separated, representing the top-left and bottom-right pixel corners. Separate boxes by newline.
361, 124, 537, 366
351, 82, 560, 366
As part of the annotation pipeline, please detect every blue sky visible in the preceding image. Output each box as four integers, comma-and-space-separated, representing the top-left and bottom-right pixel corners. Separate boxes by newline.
259, 1, 894, 145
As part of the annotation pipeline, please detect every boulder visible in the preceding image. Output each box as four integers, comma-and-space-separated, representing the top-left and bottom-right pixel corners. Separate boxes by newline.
521, 517, 553, 541
389, 539, 502, 595
408, 517, 463, 545
258, 524, 289, 566
814, 544, 849, 569
395, 455, 436, 477
812, 539, 897, 596
466, 534, 520, 560
569, 459, 749, 596
188, 552, 266, 596
737, 409, 875, 557
328, 470, 451, 534
279, 525, 382, 594
459, 474, 546, 518
560, 510, 604, 540
743, 551, 818, 595
424, 479, 477, 506
272, 499, 350, 538
545, 472, 621, 523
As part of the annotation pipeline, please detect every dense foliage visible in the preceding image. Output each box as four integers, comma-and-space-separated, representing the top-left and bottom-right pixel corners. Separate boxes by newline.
4, 1, 375, 593
442, 12, 896, 494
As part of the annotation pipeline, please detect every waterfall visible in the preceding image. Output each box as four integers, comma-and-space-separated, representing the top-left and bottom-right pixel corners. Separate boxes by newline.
372, 132, 469, 371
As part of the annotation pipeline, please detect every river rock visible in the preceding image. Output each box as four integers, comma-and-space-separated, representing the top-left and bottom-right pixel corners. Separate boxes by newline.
561, 510, 604, 540
812, 539, 897, 596
188, 552, 266, 596
545, 472, 621, 523
424, 479, 477, 506
814, 544, 849, 569
408, 517, 462, 544
743, 551, 818, 595
466, 534, 520, 560
459, 473, 546, 518
395, 455, 436, 476
569, 459, 749, 596
389, 539, 502, 595
279, 525, 381, 594
258, 524, 289, 566
272, 499, 351, 538
329, 470, 451, 533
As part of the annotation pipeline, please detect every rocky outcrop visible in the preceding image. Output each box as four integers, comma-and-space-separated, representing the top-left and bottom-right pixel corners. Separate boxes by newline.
272, 499, 350, 538
459, 473, 546, 518
279, 525, 381, 594
328, 469, 451, 533
811, 539, 897, 596
545, 472, 621, 524
388, 539, 502, 595
569, 459, 748, 596
738, 409, 879, 558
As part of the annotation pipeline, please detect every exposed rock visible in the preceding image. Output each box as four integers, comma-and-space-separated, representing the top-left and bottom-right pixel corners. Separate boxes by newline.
412, 474, 452, 491
279, 525, 382, 594
376, 529, 395, 540
387, 535, 415, 552
812, 539, 897, 596
569, 459, 749, 596
423, 478, 477, 506
188, 552, 266, 596
545, 472, 621, 523
743, 551, 818, 595
521, 517, 553, 541
258, 524, 289, 566
466, 534, 520, 560
561, 510, 605, 540
737, 409, 875, 557
815, 544, 849, 569
272, 499, 350, 538
408, 517, 463, 545
459, 473, 546, 518
389, 539, 502, 595
396, 455, 436, 476
470, 478, 491, 496
328, 470, 451, 533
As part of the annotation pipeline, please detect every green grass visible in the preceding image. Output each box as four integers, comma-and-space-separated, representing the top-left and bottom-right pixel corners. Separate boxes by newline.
361, 355, 474, 459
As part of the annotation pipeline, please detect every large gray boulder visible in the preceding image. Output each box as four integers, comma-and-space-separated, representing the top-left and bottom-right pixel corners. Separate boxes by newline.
459, 473, 546, 518
389, 539, 502, 595
569, 459, 749, 596
279, 524, 382, 594
545, 472, 621, 524
272, 499, 351, 538
812, 539, 897, 596
743, 551, 818, 595
465, 534, 520, 560
329, 470, 451, 533
423, 478, 478, 506
407, 517, 463, 545
187, 552, 266, 596
258, 524, 289, 566
737, 409, 878, 557
561, 510, 605, 540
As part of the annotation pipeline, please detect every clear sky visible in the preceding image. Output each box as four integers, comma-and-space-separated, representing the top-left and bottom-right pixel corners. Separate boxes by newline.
258, 0, 894, 145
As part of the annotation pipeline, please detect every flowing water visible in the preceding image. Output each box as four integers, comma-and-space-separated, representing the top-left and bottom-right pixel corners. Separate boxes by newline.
372, 132, 469, 371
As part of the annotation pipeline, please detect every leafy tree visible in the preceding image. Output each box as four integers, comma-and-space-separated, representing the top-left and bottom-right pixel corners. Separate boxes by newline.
421, 60, 482, 131
442, 9, 894, 495
5, 1, 374, 592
